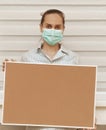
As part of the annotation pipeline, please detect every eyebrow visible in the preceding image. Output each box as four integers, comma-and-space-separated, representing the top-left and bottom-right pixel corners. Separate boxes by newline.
45, 23, 62, 26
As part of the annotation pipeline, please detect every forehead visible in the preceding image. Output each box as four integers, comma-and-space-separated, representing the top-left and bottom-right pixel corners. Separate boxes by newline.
43, 13, 63, 25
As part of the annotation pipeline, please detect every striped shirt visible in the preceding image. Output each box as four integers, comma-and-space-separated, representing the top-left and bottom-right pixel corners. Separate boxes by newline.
21, 44, 78, 65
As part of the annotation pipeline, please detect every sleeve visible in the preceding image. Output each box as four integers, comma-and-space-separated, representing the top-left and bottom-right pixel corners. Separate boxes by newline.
21, 55, 27, 62
20, 49, 36, 62
73, 54, 79, 65
70, 51, 79, 65
21, 52, 30, 62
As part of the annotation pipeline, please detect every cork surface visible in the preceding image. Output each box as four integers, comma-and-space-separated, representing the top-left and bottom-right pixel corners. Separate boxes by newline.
2, 63, 96, 128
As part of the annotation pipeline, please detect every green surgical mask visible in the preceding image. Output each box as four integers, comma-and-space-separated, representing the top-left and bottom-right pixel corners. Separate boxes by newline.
42, 28, 63, 46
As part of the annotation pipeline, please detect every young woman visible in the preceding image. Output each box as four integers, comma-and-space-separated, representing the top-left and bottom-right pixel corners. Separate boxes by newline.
22, 9, 96, 130
21, 9, 78, 65
3, 9, 96, 130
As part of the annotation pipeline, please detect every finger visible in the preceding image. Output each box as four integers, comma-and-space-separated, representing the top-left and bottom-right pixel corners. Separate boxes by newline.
2, 62, 5, 72
2, 67, 4, 72
2, 59, 9, 72
5, 59, 9, 62
11, 59, 16, 61
3, 62, 5, 65
2, 64, 5, 72
94, 125, 97, 130
4, 59, 9, 65
94, 123, 97, 130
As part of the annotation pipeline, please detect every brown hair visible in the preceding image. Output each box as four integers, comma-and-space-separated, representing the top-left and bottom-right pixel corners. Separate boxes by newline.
40, 9, 65, 27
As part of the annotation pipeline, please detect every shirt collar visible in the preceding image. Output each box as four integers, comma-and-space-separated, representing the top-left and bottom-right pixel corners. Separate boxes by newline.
34, 42, 43, 52
60, 45, 69, 55
35, 43, 69, 55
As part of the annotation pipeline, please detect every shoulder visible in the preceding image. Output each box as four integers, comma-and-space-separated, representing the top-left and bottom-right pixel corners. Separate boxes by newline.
21, 48, 37, 62
67, 49, 78, 57
67, 50, 79, 64
62, 46, 79, 64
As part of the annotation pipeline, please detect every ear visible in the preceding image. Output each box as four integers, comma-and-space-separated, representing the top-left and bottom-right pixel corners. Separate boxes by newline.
63, 25, 65, 32
62, 27, 65, 34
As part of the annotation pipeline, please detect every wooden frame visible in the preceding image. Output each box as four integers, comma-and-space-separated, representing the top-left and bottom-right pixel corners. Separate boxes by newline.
2, 62, 96, 129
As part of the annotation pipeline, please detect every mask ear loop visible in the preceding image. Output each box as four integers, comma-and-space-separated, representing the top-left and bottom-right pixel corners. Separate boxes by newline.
39, 36, 44, 45
59, 35, 64, 45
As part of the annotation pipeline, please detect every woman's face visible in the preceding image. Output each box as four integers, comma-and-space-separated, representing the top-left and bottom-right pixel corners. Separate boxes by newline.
40, 13, 64, 32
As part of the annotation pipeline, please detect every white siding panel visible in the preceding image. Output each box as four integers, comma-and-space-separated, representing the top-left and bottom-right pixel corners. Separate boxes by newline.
0, 41, 36, 51
0, 10, 106, 20
97, 82, 106, 91
98, 72, 106, 82
0, 81, 3, 91
0, 0, 106, 5
0, 25, 39, 35
79, 57, 106, 66
0, 36, 38, 43
66, 42, 106, 51
0, 72, 4, 82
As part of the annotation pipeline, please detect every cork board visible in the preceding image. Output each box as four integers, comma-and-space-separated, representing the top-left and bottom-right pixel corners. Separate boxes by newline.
2, 62, 96, 129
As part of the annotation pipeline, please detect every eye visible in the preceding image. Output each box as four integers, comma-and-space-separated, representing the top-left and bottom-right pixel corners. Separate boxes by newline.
55, 25, 61, 30
46, 24, 52, 29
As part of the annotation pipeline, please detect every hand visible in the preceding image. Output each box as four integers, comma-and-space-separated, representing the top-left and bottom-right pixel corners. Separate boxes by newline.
2, 59, 16, 72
